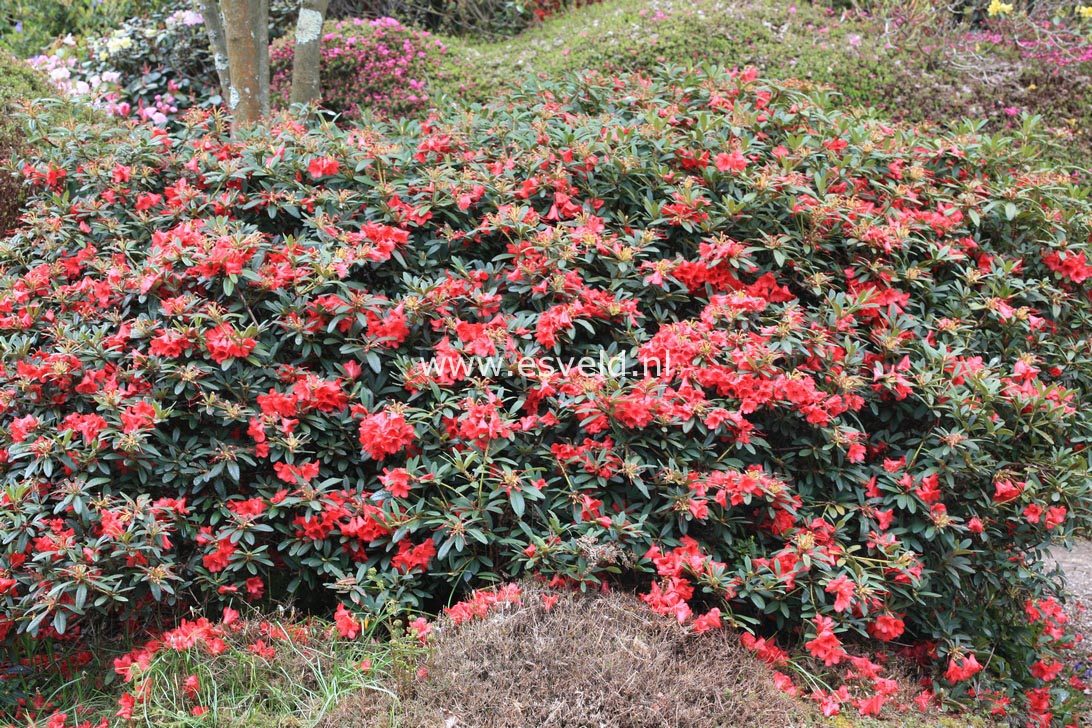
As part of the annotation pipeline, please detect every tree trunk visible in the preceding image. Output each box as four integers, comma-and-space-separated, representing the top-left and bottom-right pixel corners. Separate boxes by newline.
256, 0, 270, 117
289, 0, 329, 106
198, 0, 231, 104
220, 0, 270, 128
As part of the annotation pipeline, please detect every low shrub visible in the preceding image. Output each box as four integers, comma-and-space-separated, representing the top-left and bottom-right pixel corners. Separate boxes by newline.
270, 17, 448, 120
322, 0, 602, 40
433, 0, 1092, 170
2, 66, 1092, 722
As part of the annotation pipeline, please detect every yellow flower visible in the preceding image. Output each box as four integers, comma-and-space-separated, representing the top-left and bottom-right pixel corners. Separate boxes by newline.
987, 0, 1014, 16
1078, 4, 1092, 19
106, 34, 133, 55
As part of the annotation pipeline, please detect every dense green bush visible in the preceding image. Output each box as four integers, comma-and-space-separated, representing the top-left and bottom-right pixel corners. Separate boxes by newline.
0, 54, 87, 236
322, 0, 601, 40
0, 0, 176, 57
3, 66, 1091, 721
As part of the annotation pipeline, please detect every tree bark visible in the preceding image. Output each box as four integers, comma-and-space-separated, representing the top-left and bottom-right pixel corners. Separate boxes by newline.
198, 0, 231, 104
221, 0, 270, 128
289, 0, 329, 107
256, 0, 270, 118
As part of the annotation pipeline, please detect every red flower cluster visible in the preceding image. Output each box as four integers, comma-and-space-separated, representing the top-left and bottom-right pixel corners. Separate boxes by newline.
358, 408, 417, 460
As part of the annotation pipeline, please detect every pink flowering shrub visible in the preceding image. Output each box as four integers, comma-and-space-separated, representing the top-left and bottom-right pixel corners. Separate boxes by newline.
26, 5, 214, 127
2, 67, 1092, 723
270, 17, 446, 121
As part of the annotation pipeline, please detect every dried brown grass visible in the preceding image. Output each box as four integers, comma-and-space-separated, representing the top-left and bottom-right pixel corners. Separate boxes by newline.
352, 584, 807, 728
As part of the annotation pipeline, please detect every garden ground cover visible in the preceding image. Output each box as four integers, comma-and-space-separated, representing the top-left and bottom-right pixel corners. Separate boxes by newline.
4, 583, 1009, 727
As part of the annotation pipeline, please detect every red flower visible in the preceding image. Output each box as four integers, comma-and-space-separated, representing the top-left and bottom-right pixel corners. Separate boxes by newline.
202, 538, 236, 572
856, 694, 885, 716
121, 402, 158, 433
993, 479, 1024, 504
150, 329, 192, 358
456, 399, 515, 446
248, 640, 276, 659
444, 584, 522, 624
307, 156, 340, 179
813, 687, 848, 717
867, 613, 905, 641
358, 408, 416, 460
913, 690, 934, 712
824, 574, 855, 613
61, 412, 107, 444
772, 671, 798, 696
715, 149, 748, 172
391, 538, 436, 573
409, 616, 432, 642
379, 467, 412, 498
692, 608, 722, 633
227, 498, 266, 519
1045, 506, 1067, 530
135, 192, 162, 211
945, 652, 983, 682
257, 389, 297, 418
205, 323, 257, 364
245, 576, 264, 600
9, 414, 39, 443
273, 460, 320, 484
1031, 658, 1063, 682
183, 674, 200, 699
805, 615, 847, 666
116, 693, 137, 720
334, 603, 361, 639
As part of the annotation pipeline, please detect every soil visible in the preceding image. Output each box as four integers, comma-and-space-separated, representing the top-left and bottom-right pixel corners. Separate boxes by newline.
1055, 541, 1092, 604
1052, 540, 1092, 695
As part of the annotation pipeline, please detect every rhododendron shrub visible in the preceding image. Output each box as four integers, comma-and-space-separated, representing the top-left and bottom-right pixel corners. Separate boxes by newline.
2, 67, 1092, 719
269, 17, 447, 121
